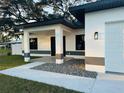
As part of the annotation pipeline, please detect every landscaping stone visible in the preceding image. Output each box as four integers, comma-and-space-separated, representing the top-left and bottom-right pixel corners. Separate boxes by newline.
32, 59, 97, 78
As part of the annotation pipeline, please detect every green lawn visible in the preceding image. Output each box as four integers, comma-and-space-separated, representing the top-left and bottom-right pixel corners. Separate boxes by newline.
0, 55, 26, 70
0, 55, 81, 93
0, 74, 81, 93
0, 55, 40, 70
0, 48, 11, 54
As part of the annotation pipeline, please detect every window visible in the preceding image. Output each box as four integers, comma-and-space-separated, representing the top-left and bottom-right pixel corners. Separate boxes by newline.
76, 35, 85, 50
30, 38, 38, 49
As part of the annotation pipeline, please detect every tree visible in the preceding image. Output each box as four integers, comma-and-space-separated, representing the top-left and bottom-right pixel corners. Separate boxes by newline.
0, 32, 12, 43
0, 0, 50, 41
0, 0, 85, 25
0, 0, 97, 41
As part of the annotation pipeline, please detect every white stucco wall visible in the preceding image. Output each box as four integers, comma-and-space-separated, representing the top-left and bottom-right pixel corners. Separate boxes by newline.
85, 7, 124, 57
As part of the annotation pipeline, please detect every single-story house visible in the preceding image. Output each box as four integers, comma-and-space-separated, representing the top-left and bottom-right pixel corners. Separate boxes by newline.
17, 0, 124, 73
21, 18, 85, 61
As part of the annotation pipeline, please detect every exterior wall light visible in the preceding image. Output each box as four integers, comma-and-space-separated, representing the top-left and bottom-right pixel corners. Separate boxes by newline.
19, 28, 23, 32
94, 32, 98, 40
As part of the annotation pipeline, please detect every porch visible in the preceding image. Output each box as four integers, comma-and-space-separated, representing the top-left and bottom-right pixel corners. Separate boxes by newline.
22, 23, 85, 64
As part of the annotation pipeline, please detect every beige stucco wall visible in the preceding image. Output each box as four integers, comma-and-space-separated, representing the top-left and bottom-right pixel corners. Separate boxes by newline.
65, 29, 84, 51
29, 29, 85, 52
22, 24, 84, 58
28, 30, 53, 51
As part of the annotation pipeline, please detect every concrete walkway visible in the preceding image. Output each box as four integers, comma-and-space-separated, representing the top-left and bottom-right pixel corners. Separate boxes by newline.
91, 73, 124, 93
0, 62, 124, 93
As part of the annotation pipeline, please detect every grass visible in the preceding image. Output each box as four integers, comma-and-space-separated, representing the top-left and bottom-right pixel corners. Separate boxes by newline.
0, 55, 82, 93
0, 48, 11, 55
0, 74, 81, 93
0, 55, 26, 70
0, 48, 11, 53
0, 55, 40, 70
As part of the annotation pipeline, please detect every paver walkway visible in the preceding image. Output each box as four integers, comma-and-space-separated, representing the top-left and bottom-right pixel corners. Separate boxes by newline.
0, 62, 124, 93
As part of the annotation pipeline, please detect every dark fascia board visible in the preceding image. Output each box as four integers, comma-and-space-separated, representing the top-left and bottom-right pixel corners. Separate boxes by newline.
69, 0, 124, 23
16, 18, 84, 29
70, 0, 124, 13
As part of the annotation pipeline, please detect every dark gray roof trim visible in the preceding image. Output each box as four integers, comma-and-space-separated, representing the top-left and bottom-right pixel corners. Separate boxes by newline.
70, 0, 124, 13
17, 18, 84, 29
70, 0, 124, 23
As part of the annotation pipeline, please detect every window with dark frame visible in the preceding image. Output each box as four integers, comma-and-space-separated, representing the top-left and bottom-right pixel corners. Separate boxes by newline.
76, 35, 85, 50
30, 38, 38, 50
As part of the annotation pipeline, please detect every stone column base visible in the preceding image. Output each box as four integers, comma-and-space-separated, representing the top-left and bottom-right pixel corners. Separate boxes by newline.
24, 53, 30, 62
56, 59, 64, 64
24, 57, 30, 62
56, 54, 64, 64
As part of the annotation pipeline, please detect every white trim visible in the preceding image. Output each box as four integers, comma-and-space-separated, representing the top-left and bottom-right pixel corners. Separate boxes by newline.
30, 54, 51, 56
24, 24, 74, 33
66, 55, 85, 59
86, 64, 105, 73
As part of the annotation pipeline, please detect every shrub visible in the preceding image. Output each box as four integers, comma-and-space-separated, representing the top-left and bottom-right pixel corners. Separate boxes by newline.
0, 49, 11, 56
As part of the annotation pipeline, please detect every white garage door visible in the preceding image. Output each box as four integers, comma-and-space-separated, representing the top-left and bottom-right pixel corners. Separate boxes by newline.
105, 21, 124, 73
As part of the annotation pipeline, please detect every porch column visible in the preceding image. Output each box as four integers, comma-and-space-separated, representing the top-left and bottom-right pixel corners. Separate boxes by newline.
24, 31, 30, 62
55, 26, 64, 64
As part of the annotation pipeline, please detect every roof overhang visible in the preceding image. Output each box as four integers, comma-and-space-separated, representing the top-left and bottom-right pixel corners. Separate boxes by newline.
70, 0, 124, 23
17, 18, 84, 29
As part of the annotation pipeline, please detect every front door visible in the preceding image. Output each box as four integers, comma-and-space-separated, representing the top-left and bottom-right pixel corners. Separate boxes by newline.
51, 36, 66, 56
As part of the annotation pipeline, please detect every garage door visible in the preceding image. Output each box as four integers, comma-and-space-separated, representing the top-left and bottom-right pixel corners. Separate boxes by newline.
105, 21, 124, 73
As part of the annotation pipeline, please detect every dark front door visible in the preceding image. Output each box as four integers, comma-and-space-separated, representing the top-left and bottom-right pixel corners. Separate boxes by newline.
51, 36, 66, 56
51, 37, 56, 56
